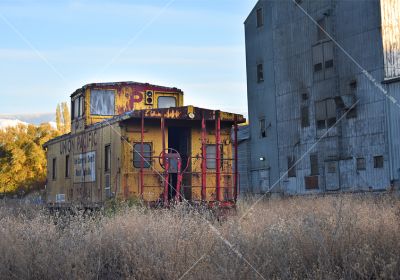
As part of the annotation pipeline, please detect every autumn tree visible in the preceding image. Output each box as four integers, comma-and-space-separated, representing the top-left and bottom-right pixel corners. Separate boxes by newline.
0, 123, 60, 195
56, 102, 71, 134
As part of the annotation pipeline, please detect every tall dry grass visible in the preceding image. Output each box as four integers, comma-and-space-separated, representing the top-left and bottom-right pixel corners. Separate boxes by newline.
0, 194, 399, 280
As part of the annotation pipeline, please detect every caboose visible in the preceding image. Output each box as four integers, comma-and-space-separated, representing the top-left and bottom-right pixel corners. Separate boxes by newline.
44, 82, 246, 208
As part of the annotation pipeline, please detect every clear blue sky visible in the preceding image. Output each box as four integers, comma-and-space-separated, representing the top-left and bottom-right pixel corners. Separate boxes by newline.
0, 0, 256, 117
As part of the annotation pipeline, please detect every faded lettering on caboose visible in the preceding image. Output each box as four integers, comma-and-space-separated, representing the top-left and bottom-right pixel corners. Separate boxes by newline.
60, 131, 97, 155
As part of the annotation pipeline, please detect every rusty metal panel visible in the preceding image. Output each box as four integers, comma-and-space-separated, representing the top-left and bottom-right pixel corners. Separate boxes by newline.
381, 0, 400, 79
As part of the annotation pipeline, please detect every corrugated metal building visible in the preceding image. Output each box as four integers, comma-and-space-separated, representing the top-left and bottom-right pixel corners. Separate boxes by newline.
244, 0, 400, 194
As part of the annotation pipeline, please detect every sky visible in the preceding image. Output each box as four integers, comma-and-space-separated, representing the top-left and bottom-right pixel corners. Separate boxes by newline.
0, 0, 256, 118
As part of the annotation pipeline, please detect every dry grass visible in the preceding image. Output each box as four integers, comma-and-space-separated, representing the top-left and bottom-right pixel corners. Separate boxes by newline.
0, 194, 399, 280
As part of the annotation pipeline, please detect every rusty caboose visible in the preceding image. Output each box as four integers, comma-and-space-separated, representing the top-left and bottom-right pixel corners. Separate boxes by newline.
44, 82, 246, 207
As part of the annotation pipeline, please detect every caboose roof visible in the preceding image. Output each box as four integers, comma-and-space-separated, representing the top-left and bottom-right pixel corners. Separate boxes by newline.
70, 81, 183, 98
43, 106, 246, 147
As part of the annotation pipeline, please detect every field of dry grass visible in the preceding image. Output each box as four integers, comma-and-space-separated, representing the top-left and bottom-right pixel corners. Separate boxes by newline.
0, 194, 399, 280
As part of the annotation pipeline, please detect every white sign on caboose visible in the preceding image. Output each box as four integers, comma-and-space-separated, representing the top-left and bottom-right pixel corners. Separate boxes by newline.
74, 151, 96, 183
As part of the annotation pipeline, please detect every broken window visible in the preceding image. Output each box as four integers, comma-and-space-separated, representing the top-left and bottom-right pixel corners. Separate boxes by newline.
256, 8, 264, 27
315, 99, 336, 130
158, 96, 177, 108
90, 89, 115, 116
52, 158, 57, 180
374, 156, 384, 168
310, 154, 319, 175
259, 118, 267, 138
356, 157, 366, 170
288, 156, 296, 177
257, 63, 264, 83
206, 145, 223, 169
301, 106, 310, 128
133, 143, 152, 168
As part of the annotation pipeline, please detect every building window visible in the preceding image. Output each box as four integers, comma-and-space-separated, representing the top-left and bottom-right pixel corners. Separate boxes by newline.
133, 143, 152, 168
65, 155, 70, 178
256, 8, 264, 27
356, 157, 366, 171
374, 156, 384, 168
105, 145, 111, 172
288, 156, 296, 177
315, 99, 336, 130
312, 41, 334, 81
206, 145, 223, 169
158, 96, 177, 108
317, 18, 327, 41
257, 63, 264, 83
52, 158, 57, 180
346, 108, 357, 119
259, 118, 267, 138
310, 154, 319, 175
301, 106, 310, 127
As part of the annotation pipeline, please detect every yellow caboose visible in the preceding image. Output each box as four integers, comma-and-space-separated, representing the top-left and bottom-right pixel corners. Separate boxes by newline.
44, 81, 246, 208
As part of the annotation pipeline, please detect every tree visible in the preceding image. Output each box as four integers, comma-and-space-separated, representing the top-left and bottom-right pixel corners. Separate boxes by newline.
0, 123, 60, 195
55, 102, 71, 134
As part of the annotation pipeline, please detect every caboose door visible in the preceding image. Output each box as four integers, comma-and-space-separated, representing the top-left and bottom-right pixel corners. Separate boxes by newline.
168, 126, 192, 201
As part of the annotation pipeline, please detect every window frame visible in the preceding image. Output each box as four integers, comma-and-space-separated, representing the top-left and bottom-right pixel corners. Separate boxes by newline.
356, 157, 366, 171
206, 144, 224, 170
52, 157, 57, 180
105, 145, 111, 172
133, 142, 152, 169
288, 156, 296, 177
259, 118, 267, 138
90, 89, 115, 116
65, 155, 70, 178
373, 156, 384, 169
256, 7, 264, 28
157, 96, 177, 109
257, 63, 264, 83
310, 154, 319, 175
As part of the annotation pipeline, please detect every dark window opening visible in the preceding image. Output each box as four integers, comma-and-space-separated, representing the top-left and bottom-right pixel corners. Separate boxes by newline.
356, 157, 366, 171
260, 118, 267, 138
327, 117, 336, 128
301, 93, 309, 101
256, 8, 264, 27
350, 80, 357, 90
52, 158, 57, 180
133, 143, 152, 168
314, 63, 323, 72
288, 157, 296, 177
105, 145, 111, 172
301, 106, 310, 128
257, 63, 264, 83
374, 156, 384, 168
310, 154, 319, 175
325, 59, 334, 68
346, 107, 357, 119
65, 155, 70, 178
317, 18, 327, 41
317, 120, 326, 130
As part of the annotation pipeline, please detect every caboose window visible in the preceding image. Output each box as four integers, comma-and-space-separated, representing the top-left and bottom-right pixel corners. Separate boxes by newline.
90, 89, 115, 116
158, 96, 177, 108
105, 145, 111, 172
52, 158, 57, 180
206, 145, 223, 169
133, 143, 152, 168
